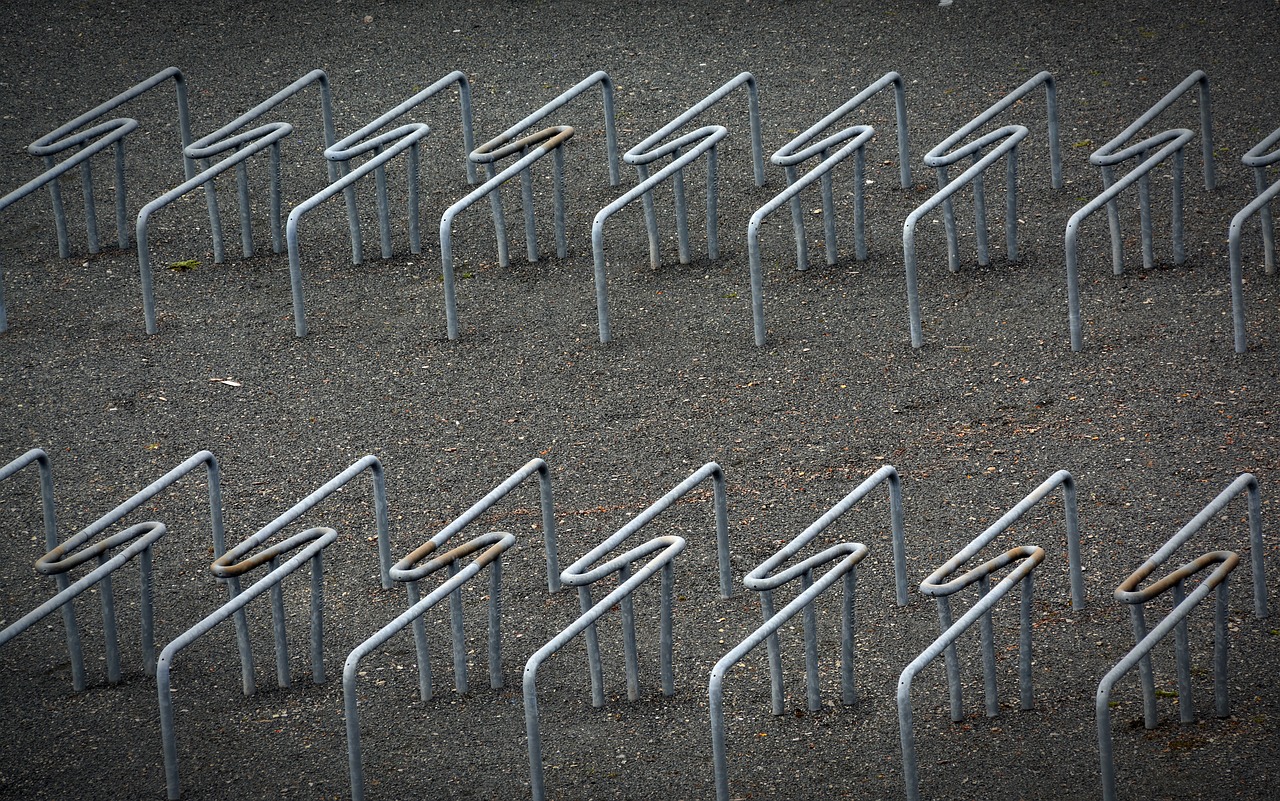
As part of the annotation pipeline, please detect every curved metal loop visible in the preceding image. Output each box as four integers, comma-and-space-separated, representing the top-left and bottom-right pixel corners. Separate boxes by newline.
1114, 473, 1266, 616
925, 69, 1061, 189
1089, 69, 1215, 189
920, 468, 1084, 609
745, 464, 907, 604
560, 461, 732, 597
390, 457, 559, 591
469, 70, 619, 185
623, 71, 765, 186
344, 531, 518, 801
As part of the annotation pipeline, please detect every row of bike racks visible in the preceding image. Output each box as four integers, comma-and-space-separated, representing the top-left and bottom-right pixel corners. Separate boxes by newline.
1, 447, 1270, 800
1, 67, 1276, 349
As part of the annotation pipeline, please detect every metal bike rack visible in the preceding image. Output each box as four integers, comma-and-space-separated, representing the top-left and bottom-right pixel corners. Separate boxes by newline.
899, 470, 1085, 801
1097, 475, 1263, 801
927, 72, 1062, 272
709, 464, 908, 801
560, 462, 732, 707
1112, 474, 1266, 732
393, 458, 559, 702
1230, 127, 1280, 352
524, 533, 688, 801
469, 71, 621, 268
904, 71, 1061, 347
157, 526, 338, 801
440, 125, 575, 339
0, 449, 245, 690
0, 448, 83, 688
0, 67, 194, 332
157, 453, 392, 800
592, 73, 767, 342
343, 531, 517, 801
749, 71, 911, 345
136, 69, 350, 333
285, 70, 476, 336
1066, 72, 1216, 351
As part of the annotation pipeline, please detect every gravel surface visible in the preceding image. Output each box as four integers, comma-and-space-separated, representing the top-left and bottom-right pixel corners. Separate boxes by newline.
1, 1, 1278, 799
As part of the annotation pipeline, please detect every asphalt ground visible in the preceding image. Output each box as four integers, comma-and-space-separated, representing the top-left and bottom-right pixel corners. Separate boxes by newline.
1, 1, 1278, 799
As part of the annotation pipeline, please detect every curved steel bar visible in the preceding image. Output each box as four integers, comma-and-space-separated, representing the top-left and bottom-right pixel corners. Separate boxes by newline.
920, 469, 1082, 725
440, 126, 575, 339
1241, 127, 1280, 277
624, 72, 765, 270
135, 122, 293, 333
743, 465, 906, 719
319, 69, 477, 272
183, 69, 346, 263
902, 125, 1028, 347
560, 461, 729, 709
19, 450, 234, 687
0, 117, 139, 333
560, 461, 730, 596
1089, 71, 1215, 276
770, 71, 911, 278
1089, 70, 1214, 184
0, 448, 83, 687
213, 454, 391, 588
1064, 129, 1195, 351
898, 545, 1045, 801
748, 125, 875, 345
591, 125, 727, 342
286, 123, 430, 336
468, 71, 619, 267
623, 71, 764, 181
924, 71, 1061, 275
1113, 474, 1264, 730
711, 541, 868, 801
390, 457, 558, 591
1097, 551, 1239, 801
1230, 130, 1280, 351
26, 67, 193, 259
470, 70, 618, 181
524, 534, 687, 801
1, 522, 166, 659
157, 527, 337, 801
924, 70, 1061, 183
387, 458, 556, 702
343, 532, 516, 801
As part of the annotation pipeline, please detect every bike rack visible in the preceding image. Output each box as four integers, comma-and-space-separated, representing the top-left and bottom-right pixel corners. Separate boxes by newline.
343, 531, 517, 801
393, 457, 559, 702
1230, 127, 1280, 352
748, 71, 912, 345
286, 70, 476, 336
1065, 72, 1216, 351
135, 70, 351, 333
0, 449, 83, 688
0, 449, 244, 690
157, 453, 393, 800
900, 470, 1085, 801
0, 67, 194, 332
903, 71, 1061, 348
440, 125, 575, 339
157, 526, 338, 800
524, 533, 688, 801
1113, 474, 1266, 732
1090, 71, 1215, 277
710, 464, 908, 801
470, 71, 621, 268
591, 73, 767, 342
560, 462, 732, 707
1096, 550, 1238, 801
1096, 476, 1260, 801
